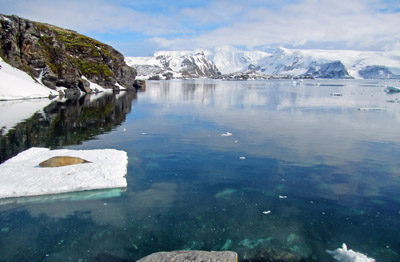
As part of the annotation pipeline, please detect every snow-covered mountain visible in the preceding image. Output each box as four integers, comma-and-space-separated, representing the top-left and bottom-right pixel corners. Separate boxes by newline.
244, 47, 400, 79
125, 51, 221, 80
206, 46, 271, 74
126, 47, 400, 79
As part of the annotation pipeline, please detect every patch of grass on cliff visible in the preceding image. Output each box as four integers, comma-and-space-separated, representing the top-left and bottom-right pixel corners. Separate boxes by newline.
37, 35, 64, 74
72, 58, 113, 78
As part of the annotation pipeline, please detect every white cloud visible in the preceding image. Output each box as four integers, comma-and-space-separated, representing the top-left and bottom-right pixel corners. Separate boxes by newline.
150, 0, 400, 51
1, 0, 399, 54
0, 0, 186, 35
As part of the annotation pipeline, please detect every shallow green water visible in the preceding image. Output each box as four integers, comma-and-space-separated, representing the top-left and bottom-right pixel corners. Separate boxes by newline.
1, 79, 400, 261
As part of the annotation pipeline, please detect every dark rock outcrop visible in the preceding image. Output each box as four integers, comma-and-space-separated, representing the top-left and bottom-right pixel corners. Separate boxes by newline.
302, 61, 351, 79
359, 65, 400, 79
0, 14, 136, 92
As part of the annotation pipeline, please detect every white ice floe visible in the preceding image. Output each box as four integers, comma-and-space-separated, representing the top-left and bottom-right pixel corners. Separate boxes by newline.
262, 210, 271, 215
279, 195, 287, 199
358, 107, 386, 111
0, 57, 58, 100
221, 132, 232, 136
239, 156, 246, 160
327, 243, 375, 262
0, 147, 128, 199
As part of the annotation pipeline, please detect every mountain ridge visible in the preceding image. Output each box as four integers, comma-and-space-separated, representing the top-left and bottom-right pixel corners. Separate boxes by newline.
127, 46, 400, 79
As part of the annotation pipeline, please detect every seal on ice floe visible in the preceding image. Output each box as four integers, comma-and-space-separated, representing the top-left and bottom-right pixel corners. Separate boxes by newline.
39, 156, 91, 167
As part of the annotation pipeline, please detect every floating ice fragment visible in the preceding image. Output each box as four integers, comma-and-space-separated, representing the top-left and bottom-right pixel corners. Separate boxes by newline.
142, 132, 147, 135
385, 86, 400, 93
262, 210, 271, 215
221, 132, 232, 137
358, 108, 386, 111
327, 243, 375, 262
279, 195, 287, 199
239, 156, 246, 160
234, 140, 238, 143
386, 98, 400, 103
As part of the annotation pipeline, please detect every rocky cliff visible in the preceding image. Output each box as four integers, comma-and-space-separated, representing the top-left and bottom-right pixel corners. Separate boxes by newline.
302, 61, 352, 79
0, 14, 136, 92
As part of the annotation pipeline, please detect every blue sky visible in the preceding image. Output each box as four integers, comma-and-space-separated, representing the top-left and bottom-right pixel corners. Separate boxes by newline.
1, 0, 399, 56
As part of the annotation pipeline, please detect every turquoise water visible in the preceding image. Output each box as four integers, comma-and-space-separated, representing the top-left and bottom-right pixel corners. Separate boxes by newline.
1, 79, 400, 261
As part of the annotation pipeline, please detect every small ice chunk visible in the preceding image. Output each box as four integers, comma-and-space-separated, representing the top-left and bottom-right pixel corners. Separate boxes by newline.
221, 132, 232, 137
279, 195, 287, 199
327, 243, 375, 262
239, 156, 246, 160
262, 210, 271, 215
358, 108, 386, 111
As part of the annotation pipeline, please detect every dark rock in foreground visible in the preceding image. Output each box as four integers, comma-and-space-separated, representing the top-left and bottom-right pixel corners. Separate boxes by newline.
137, 250, 238, 262
0, 14, 136, 92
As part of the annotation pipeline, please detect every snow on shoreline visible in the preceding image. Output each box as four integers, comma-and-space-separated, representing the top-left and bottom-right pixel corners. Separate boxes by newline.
0, 147, 128, 199
0, 99, 53, 134
0, 57, 58, 100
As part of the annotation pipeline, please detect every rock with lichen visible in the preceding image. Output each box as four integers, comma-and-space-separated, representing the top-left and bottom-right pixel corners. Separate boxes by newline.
0, 13, 136, 94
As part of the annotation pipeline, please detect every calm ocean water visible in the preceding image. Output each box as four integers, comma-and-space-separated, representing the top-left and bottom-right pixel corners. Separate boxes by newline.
1, 79, 400, 261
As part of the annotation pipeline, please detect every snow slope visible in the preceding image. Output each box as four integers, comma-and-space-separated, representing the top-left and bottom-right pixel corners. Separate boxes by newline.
0, 57, 58, 100
207, 46, 271, 74
0, 147, 128, 199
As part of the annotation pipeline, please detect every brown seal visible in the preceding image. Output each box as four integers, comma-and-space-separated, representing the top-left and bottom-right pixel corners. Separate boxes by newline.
39, 156, 91, 168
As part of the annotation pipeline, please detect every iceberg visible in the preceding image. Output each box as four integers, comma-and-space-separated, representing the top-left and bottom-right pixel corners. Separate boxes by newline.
0, 147, 128, 199
327, 243, 375, 262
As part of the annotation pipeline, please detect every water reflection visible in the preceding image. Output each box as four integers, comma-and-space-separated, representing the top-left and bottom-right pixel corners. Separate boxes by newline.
1, 80, 400, 262
0, 91, 137, 163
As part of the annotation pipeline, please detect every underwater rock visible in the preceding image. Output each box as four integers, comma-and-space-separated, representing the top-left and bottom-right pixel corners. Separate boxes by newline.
137, 250, 238, 262
240, 246, 305, 262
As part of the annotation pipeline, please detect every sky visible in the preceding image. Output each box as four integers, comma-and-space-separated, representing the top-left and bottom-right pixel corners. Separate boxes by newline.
1, 0, 399, 56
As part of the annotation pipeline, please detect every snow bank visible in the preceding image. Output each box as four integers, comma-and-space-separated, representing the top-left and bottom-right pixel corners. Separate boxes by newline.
0, 58, 58, 100
0, 147, 128, 199
327, 243, 375, 262
0, 99, 53, 134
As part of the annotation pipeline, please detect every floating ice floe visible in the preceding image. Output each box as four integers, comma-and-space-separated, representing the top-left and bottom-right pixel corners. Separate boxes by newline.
358, 107, 386, 111
221, 132, 232, 137
386, 98, 400, 103
262, 210, 271, 215
327, 243, 375, 262
239, 156, 246, 160
279, 195, 287, 199
0, 147, 128, 199
385, 86, 400, 93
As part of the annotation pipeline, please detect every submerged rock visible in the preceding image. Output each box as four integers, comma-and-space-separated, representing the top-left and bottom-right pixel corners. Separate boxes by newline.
137, 250, 238, 262
240, 247, 305, 262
